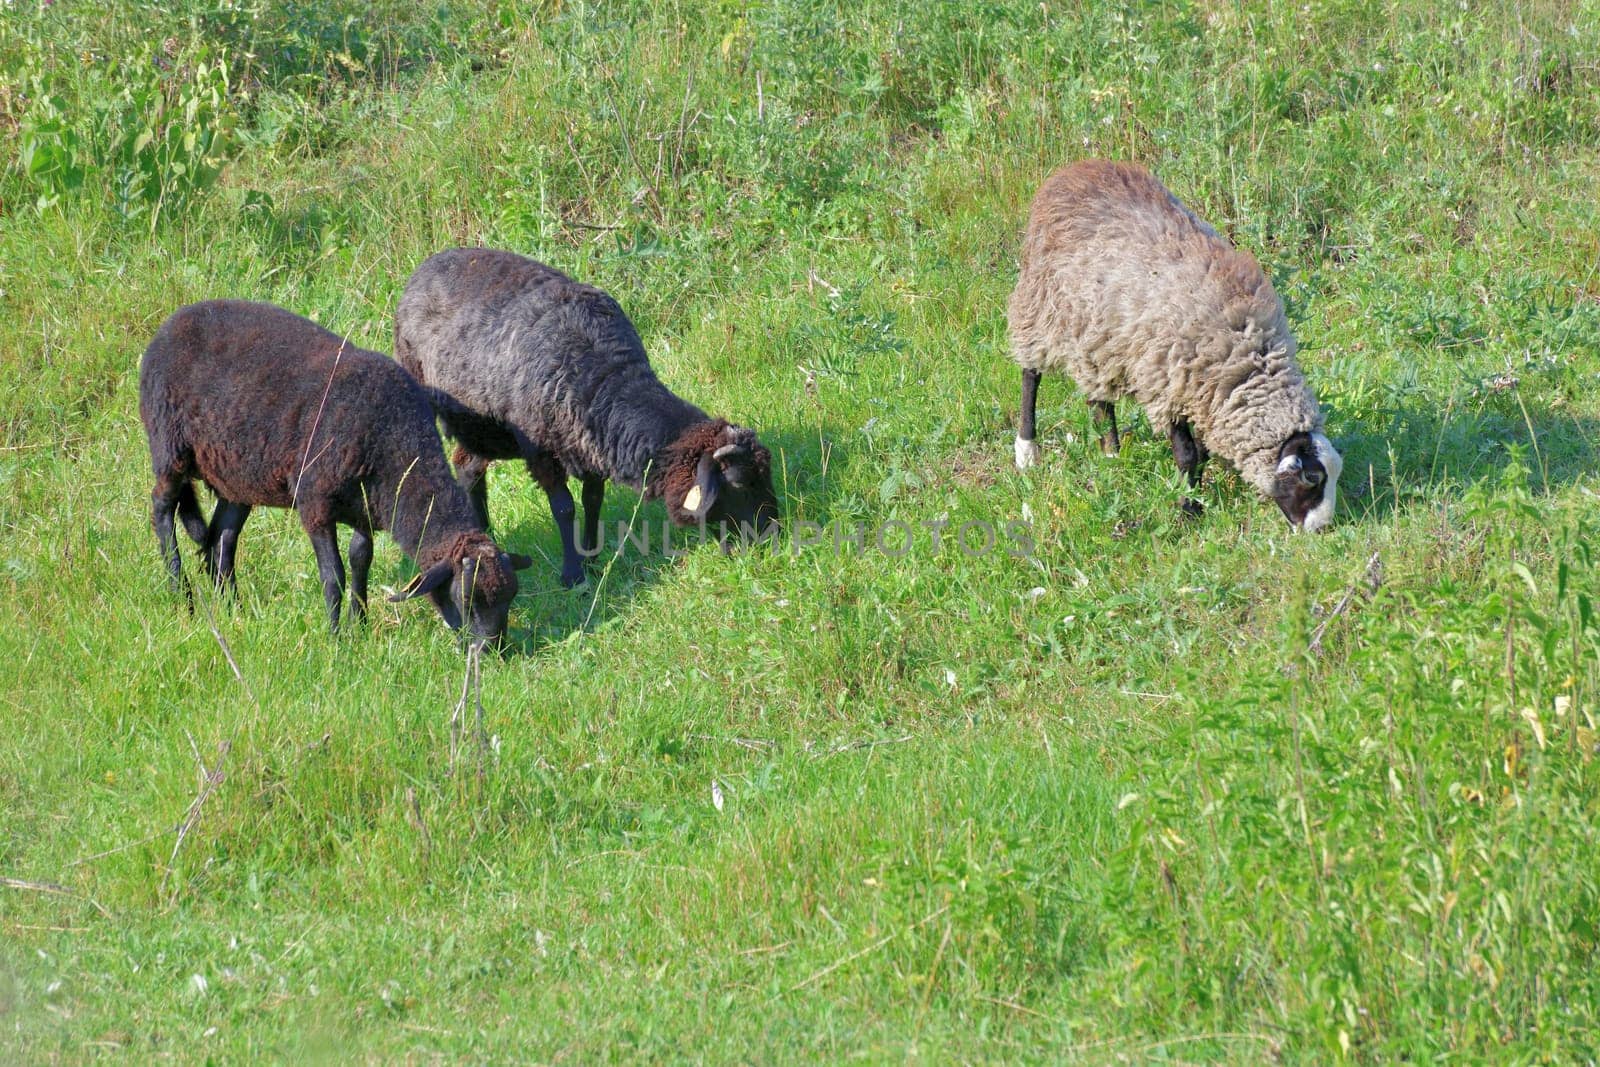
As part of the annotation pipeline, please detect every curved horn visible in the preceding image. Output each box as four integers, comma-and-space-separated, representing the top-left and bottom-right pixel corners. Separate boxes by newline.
1276, 453, 1303, 475
712, 443, 741, 461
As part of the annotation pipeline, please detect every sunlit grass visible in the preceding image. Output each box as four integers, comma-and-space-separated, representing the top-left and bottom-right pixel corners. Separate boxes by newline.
2, 0, 1599, 1061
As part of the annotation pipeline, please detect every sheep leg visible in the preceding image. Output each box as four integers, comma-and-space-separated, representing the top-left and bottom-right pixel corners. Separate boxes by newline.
347, 526, 374, 622
151, 477, 190, 600
206, 499, 252, 593
1090, 400, 1120, 455
303, 520, 346, 633
1014, 368, 1042, 469
176, 483, 212, 574
580, 475, 605, 558
452, 446, 493, 530
1170, 420, 1207, 517
527, 453, 584, 588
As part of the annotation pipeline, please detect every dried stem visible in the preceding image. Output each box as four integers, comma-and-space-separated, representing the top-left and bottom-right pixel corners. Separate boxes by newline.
0, 876, 111, 918
1308, 551, 1382, 656
448, 643, 487, 777
161, 738, 231, 900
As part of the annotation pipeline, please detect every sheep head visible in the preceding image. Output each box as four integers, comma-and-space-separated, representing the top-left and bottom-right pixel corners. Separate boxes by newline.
666, 422, 779, 537
391, 534, 534, 645
1271, 431, 1342, 532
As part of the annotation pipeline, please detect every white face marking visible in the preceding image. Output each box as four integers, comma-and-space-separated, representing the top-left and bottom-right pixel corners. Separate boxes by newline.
1301, 432, 1342, 533
1014, 435, 1040, 470
682, 485, 703, 513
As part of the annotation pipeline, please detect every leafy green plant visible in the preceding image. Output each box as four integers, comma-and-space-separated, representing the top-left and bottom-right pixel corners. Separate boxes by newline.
18, 45, 236, 225
15, 86, 87, 208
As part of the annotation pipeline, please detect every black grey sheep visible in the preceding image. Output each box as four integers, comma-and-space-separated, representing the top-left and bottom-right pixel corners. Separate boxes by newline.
139, 300, 533, 642
394, 248, 779, 586
1008, 160, 1342, 531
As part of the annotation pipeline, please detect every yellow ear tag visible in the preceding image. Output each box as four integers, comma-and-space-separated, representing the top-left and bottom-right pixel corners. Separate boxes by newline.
683, 485, 703, 512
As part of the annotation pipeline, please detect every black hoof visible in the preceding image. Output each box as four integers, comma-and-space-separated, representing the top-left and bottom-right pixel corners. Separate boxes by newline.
1179, 497, 1205, 519
561, 568, 586, 589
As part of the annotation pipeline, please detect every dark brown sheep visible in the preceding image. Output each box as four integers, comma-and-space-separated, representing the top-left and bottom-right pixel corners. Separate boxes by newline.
139, 300, 532, 642
394, 248, 779, 587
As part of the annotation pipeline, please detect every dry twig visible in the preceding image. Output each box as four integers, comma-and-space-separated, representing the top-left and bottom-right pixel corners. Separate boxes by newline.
1308, 551, 1383, 656
813, 734, 913, 759
405, 786, 433, 861
688, 732, 774, 752
161, 738, 230, 899
1, 875, 111, 918
448, 643, 487, 777
791, 904, 949, 992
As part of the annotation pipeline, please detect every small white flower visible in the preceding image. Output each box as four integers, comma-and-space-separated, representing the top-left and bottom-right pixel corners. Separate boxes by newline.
190, 974, 209, 996
711, 779, 725, 812
944, 669, 958, 689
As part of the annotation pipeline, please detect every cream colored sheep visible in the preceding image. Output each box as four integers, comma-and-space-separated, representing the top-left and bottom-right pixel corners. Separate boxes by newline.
1007, 160, 1341, 531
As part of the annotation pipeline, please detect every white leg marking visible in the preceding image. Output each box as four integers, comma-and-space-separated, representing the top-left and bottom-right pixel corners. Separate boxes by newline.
1014, 435, 1041, 470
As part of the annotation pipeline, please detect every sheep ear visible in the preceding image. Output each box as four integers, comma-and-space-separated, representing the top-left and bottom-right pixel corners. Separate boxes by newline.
506, 552, 534, 570
390, 560, 454, 602
682, 452, 721, 520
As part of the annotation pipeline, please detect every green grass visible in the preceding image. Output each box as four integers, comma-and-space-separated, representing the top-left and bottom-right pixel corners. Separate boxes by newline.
4, 0, 1600, 1060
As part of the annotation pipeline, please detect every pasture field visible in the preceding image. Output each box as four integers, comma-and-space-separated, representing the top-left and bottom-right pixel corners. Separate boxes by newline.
3, 1, 1600, 1060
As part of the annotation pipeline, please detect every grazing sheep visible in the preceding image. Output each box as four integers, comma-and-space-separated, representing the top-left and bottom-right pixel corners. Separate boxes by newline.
1007, 160, 1342, 531
139, 300, 533, 642
394, 248, 780, 587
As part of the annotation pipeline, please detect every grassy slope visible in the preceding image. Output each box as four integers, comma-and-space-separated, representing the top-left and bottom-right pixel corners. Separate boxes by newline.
3, 0, 1600, 1060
